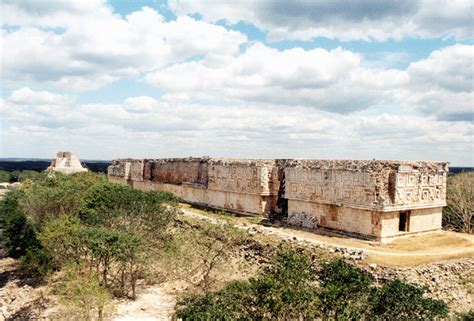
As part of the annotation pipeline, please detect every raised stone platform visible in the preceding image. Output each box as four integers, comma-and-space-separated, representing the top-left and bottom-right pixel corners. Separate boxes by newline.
48, 151, 87, 174
108, 158, 448, 241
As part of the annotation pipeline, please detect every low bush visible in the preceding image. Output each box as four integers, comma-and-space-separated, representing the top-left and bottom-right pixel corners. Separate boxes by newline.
369, 278, 448, 320
318, 258, 373, 319
176, 249, 449, 321
19, 247, 53, 279
175, 249, 320, 320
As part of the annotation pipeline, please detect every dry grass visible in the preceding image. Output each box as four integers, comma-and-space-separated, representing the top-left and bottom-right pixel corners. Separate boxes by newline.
181, 204, 474, 267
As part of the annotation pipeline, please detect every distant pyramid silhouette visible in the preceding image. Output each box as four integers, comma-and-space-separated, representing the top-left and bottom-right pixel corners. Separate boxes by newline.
48, 151, 87, 174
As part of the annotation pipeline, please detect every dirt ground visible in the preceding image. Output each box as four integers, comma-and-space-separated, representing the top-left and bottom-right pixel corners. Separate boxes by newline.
113, 282, 178, 321
181, 204, 474, 267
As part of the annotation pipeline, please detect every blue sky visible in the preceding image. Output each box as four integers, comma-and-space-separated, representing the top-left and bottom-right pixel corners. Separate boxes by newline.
1, 0, 473, 165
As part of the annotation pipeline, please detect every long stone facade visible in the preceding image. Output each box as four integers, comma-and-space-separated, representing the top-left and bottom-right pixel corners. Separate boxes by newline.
108, 158, 448, 242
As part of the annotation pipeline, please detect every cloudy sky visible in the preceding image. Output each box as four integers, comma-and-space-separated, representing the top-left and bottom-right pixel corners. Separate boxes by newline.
1, 0, 473, 165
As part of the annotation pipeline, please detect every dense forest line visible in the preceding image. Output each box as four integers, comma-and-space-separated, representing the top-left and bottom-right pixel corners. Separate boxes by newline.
0, 161, 111, 182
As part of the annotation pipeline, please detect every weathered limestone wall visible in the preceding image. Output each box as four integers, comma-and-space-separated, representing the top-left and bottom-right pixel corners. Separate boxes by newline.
108, 158, 448, 241
287, 200, 379, 238
282, 160, 447, 240
108, 158, 278, 216
380, 207, 443, 239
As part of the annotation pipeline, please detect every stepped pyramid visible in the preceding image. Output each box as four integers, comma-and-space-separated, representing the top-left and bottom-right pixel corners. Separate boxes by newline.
48, 151, 87, 174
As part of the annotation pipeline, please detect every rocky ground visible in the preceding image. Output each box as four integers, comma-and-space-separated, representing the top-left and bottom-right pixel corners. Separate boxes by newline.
362, 259, 474, 314
0, 254, 51, 320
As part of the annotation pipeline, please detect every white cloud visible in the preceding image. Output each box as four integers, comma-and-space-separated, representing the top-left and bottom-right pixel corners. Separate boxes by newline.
169, 0, 473, 41
405, 44, 474, 120
1, 1, 472, 166
2, 88, 472, 165
2, 4, 247, 91
408, 44, 473, 93
147, 43, 408, 113
2, 0, 110, 28
145, 43, 473, 121
8, 87, 74, 105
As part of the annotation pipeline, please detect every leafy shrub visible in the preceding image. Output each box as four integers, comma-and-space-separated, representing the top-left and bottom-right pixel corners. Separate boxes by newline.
19, 247, 53, 279
21, 172, 105, 227
369, 278, 448, 320
79, 181, 179, 234
175, 248, 320, 320
38, 215, 84, 268
318, 258, 373, 319
176, 250, 449, 321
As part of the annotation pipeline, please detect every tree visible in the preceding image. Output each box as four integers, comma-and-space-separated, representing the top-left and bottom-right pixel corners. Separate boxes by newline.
21, 172, 105, 227
443, 172, 473, 233
0, 190, 40, 258
38, 215, 84, 268
56, 264, 113, 321
79, 181, 179, 240
1, 172, 179, 298
80, 226, 147, 298
163, 221, 240, 292
0, 170, 10, 182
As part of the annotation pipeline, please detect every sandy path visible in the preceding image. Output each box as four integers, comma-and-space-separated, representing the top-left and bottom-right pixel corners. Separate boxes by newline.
113, 284, 176, 321
180, 208, 474, 266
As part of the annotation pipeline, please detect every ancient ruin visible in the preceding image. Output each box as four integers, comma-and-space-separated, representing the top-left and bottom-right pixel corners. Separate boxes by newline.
108, 158, 448, 241
48, 151, 88, 174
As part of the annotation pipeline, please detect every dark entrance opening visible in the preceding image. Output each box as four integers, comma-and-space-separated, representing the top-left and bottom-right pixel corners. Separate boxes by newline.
271, 165, 288, 221
399, 211, 410, 232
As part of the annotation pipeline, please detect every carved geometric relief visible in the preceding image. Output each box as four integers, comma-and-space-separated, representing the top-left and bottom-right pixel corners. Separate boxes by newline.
208, 164, 265, 194
285, 168, 377, 206
395, 171, 446, 206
